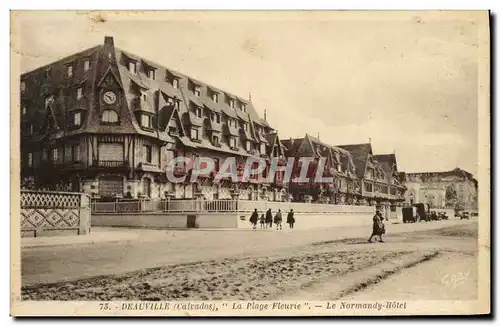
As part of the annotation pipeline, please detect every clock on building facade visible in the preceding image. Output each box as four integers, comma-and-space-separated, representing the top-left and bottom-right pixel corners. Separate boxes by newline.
102, 90, 117, 105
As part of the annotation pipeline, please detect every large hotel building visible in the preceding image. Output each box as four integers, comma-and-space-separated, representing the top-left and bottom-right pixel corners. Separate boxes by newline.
21, 36, 458, 214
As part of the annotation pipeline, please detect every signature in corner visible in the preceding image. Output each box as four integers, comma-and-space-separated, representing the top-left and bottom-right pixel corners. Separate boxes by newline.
441, 270, 470, 290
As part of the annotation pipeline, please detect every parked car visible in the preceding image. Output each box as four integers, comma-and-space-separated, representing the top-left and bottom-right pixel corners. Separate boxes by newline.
438, 212, 448, 220
461, 211, 470, 220
429, 211, 439, 221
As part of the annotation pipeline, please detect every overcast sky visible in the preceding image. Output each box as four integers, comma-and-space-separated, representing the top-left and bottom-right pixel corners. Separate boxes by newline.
15, 11, 481, 176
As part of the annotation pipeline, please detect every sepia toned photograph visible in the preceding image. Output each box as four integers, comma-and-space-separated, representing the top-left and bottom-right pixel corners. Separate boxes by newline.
10, 10, 490, 316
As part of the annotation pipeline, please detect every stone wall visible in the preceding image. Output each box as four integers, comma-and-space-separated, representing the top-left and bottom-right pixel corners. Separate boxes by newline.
21, 190, 91, 237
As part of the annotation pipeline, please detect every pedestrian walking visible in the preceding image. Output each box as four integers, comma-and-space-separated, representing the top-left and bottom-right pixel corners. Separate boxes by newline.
368, 210, 385, 243
274, 209, 283, 230
287, 209, 295, 229
259, 214, 266, 229
265, 208, 273, 229
250, 208, 259, 230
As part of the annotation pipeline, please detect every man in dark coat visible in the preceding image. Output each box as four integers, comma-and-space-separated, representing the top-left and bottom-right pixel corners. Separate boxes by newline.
250, 209, 259, 229
368, 210, 385, 243
274, 209, 283, 230
287, 209, 295, 229
265, 208, 273, 228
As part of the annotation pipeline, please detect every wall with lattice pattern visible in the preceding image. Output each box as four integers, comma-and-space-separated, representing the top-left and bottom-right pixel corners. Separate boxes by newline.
20, 190, 91, 237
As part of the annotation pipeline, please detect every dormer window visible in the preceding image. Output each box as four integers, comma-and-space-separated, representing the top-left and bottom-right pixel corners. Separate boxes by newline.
147, 68, 155, 80
228, 98, 235, 108
260, 143, 266, 155
194, 85, 201, 97
246, 141, 251, 152
141, 114, 152, 129
168, 126, 177, 136
83, 59, 90, 72
195, 107, 203, 118
172, 78, 179, 89
66, 65, 73, 78
230, 137, 237, 148
76, 86, 83, 100
128, 60, 137, 74
243, 123, 249, 132
191, 127, 199, 140
240, 102, 247, 113
73, 112, 81, 126
211, 112, 221, 124
212, 135, 220, 146
212, 93, 218, 103
21, 80, 26, 92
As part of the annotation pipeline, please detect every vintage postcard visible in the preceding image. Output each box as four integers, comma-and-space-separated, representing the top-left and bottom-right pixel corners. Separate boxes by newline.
10, 10, 490, 316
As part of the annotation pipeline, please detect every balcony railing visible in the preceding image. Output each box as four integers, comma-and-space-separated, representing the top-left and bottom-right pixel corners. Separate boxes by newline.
91, 160, 129, 168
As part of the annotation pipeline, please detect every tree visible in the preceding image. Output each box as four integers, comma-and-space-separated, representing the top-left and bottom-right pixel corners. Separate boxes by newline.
445, 185, 457, 207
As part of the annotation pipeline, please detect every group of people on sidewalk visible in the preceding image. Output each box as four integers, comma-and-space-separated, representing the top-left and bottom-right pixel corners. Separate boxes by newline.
249, 208, 295, 230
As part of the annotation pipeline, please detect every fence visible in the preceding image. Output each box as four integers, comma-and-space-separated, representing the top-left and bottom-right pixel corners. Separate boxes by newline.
21, 190, 91, 237
91, 199, 375, 215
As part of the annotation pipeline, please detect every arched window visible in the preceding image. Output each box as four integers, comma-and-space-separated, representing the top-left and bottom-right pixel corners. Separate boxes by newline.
101, 110, 118, 123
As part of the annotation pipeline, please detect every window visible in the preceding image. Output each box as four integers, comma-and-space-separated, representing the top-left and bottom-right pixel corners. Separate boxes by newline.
76, 86, 83, 100
21, 80, 26, 92
101, 110, 119, 123
51, 148, 59, 162
83, 59, 90, 72
194, 85, 201, 97
44, 68, 51, 82
260, 143, 266, 154
168, 126, 177, 135
141, 90, 147, 102
212, 135, 219, 146
212, 93, 218, 103
337, 164, 341, 172
73, 112, 81, 126
191, 128, 199, 140
128, 61, 137, 74
66, 65, 73, 77
228, 98, 235, 108
27, 152, 33, 167
211, 112, 221, 124
196, 107, 203, 118
29, 124, 34, 135
172, 78, 179, 89
148, 69, 156, 80
22, 106, 26, 115
230, 137, 237, 148
71, 144, 80, 162
241, 103, 247, 112
364, 182, 373, 192
141, 114, 152, 128
246, 141, 251, 152
143, 145, 152, 163
174, 100, 180, 110
167, 97, 174, 106
243, 123, 248, 132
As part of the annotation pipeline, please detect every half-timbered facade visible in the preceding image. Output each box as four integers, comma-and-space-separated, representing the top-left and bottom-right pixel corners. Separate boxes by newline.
20, 36, 287, 201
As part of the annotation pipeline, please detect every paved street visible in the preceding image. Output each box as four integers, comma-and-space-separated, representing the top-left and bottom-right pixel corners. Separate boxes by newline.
21, 219, 474, 286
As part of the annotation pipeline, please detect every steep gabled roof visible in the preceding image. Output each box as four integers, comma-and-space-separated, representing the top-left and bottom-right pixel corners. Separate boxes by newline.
373, 153, 397, 177
337, 143, 372, 179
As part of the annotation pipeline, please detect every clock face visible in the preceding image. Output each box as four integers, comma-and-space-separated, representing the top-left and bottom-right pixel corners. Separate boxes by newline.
103, 91, 117, 105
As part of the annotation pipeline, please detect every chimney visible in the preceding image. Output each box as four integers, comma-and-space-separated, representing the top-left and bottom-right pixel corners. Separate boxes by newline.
104, 36, 114, 47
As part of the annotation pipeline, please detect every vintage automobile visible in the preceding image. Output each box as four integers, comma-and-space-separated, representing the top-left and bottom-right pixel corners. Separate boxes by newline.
438, 212, 449, 220
429, 211, 440, 221
461, 211, 470, 220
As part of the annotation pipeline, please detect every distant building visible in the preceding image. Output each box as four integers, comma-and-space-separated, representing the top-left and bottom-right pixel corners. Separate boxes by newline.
403, 168, 478, 210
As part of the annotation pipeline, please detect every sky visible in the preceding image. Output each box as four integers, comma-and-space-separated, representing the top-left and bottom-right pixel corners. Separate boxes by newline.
14, 11, 482, 176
